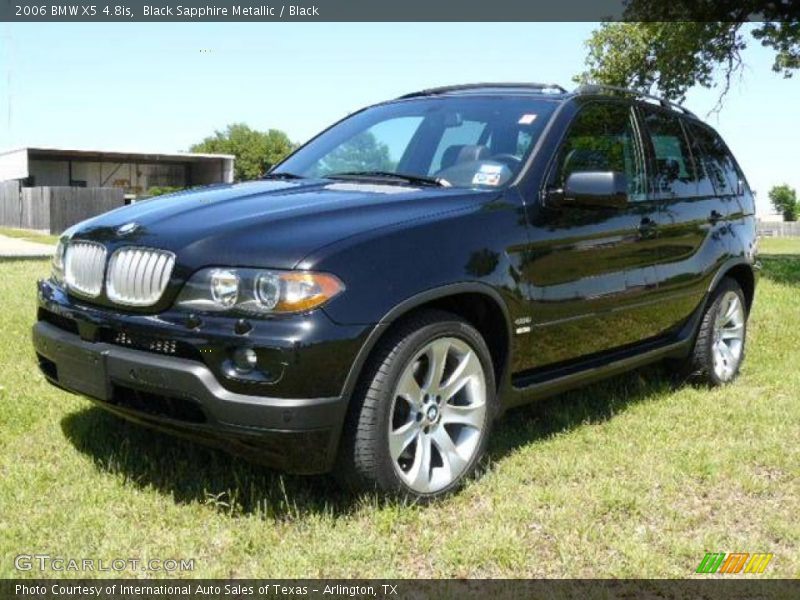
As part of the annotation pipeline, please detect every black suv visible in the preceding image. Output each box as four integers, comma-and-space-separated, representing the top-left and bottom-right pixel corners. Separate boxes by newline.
34, 83, 758, 498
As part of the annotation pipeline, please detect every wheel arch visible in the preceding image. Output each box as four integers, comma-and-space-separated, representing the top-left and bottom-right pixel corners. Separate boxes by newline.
340, 283, 513, 402
709, 258, 756, 314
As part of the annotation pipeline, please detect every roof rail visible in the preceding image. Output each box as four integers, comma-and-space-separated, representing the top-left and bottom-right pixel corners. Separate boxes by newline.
574, 84, 696, 117
398, 82, 568, 99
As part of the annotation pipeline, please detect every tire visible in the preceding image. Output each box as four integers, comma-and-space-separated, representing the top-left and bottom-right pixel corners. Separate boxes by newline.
335, 309, 496, 499
682, 277, 748, 386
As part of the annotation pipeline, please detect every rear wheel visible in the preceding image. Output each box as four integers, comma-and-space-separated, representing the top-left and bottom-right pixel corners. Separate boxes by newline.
336, 310, 495, 499
683, 277, 748, 386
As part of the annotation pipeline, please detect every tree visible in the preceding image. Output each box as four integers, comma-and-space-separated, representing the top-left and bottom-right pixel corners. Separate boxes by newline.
311, 131, 394, 177
191, 123, 295, 181
576, 3, 799, 110
768, 184, 798, 222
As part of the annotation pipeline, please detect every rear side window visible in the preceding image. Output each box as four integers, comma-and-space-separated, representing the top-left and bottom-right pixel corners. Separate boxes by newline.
552, 102, 646, 201
640, 108, 700, 198
685, 122, 744, 196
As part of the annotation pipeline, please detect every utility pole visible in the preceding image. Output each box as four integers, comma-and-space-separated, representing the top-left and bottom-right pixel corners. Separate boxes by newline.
2, 23, 12, 147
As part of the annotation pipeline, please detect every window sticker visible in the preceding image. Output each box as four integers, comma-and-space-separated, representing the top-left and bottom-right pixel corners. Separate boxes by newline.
518, 113, 538, 125
472, 163, 504, 186
473, 172, 502, 186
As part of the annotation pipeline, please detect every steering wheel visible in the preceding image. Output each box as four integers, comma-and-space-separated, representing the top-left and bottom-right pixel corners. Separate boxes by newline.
489, 154, 522, 169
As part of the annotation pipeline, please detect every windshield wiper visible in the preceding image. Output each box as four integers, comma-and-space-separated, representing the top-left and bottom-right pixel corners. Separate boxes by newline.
326, 171, 449, 187
262, 171, 304, 180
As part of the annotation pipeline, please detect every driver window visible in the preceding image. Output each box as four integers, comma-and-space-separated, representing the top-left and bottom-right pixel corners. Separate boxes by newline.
554, 102, 645, 201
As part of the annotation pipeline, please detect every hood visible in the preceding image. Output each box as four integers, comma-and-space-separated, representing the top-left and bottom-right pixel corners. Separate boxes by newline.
69, 179, 489, 270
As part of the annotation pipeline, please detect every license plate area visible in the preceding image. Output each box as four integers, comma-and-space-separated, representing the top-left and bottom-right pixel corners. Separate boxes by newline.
55, 345, 110, 401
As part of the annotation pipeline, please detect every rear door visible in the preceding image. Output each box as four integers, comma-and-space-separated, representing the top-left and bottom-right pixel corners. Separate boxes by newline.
638, 106, 732, 333
685, 121, 757, 262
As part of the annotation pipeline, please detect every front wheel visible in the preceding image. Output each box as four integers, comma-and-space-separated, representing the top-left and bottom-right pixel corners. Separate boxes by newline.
336, 310, 495, 499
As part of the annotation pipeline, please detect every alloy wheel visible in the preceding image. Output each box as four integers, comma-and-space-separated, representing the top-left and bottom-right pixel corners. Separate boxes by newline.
388, 337, 487, 494
711, 290, 745, 382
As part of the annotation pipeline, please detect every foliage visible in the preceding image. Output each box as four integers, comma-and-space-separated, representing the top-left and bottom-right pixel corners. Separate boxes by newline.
768, 184, 798, 221
144, 186, 184, 198
311, 131, 394, 177
191, 123, 295, 181
576, 4, 799, 109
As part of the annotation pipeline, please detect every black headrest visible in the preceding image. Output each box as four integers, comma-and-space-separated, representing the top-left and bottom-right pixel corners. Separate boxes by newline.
441, 144, 490, 170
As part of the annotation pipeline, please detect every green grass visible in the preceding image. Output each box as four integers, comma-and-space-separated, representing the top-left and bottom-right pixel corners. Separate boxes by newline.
0, 239, 798, 578
0, 227, 59, 246
758, 236, 800, 255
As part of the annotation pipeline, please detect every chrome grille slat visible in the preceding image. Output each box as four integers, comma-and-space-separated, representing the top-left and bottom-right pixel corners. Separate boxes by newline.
140, 252, 156, 299
107, 247, 175, 307
125, 250, 137, 299
130, 250, 143, 299
145, 253, 159, 299
64, 242, 106, 298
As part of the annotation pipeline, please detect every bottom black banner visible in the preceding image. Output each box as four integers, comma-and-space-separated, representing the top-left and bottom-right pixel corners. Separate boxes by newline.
1, 579, 798, 600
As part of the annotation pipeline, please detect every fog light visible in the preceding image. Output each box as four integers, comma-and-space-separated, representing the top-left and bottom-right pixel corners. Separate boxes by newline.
232, 347, 258, 372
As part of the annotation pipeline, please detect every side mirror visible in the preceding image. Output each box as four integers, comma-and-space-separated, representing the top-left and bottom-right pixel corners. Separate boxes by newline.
548, 171, 629, 208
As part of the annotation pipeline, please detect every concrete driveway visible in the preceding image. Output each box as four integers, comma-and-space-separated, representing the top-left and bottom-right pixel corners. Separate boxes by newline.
0, 234, 54, 259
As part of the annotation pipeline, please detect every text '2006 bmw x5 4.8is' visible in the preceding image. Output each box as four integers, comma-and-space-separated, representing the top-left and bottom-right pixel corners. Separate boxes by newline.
34, 83, 759, 499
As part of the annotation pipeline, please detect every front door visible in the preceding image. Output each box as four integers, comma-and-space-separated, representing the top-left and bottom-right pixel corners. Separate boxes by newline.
518, 100, 664, 372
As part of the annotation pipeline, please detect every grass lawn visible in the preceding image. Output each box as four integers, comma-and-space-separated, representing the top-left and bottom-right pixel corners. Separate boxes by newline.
0, 239, 798, 579
0, 227, 59, 246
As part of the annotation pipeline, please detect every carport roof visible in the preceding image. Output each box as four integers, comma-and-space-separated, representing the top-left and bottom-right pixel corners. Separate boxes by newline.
0, 147, 235, 163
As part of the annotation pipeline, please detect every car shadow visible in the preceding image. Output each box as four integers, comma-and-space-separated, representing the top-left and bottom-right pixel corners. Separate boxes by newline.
759, 253, 800, 285
60, 363, 677, 519
487, 364, 676, 461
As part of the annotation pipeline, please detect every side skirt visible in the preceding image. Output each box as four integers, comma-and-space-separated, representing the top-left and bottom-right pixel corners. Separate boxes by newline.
502, 296, 706, 409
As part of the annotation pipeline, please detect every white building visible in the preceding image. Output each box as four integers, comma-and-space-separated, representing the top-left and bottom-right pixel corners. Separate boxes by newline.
0, 147, 235, 234
0, 147, 235, 200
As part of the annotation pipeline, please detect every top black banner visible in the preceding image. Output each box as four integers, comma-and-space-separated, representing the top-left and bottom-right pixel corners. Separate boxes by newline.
2, 0, 799, 22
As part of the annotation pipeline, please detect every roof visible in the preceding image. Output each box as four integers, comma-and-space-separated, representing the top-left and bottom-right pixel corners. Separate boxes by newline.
398, 82, 568, 99
0, 147, 235, 162
396, 82, 695, 117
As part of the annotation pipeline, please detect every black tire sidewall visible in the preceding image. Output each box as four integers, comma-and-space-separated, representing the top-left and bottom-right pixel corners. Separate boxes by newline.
700, 279, 747, 386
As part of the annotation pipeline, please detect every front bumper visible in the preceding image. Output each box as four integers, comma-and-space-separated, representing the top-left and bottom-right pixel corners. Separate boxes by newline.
33, 320, 350, 474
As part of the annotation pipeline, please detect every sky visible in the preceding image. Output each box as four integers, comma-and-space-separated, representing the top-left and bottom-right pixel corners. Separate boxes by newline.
2, 22, 798, 216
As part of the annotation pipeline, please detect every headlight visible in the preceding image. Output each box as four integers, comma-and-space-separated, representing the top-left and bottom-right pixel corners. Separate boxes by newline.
210, 269, 239, 308
175, 268, 345, 315
51, 239, 67, 284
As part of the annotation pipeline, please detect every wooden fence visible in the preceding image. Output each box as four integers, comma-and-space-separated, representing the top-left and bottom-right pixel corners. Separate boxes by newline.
0, 186, 124, 234
0, 180, 21, 228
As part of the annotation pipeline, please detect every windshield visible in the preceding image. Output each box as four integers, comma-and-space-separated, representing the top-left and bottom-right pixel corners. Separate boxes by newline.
274, 96, 558, 189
